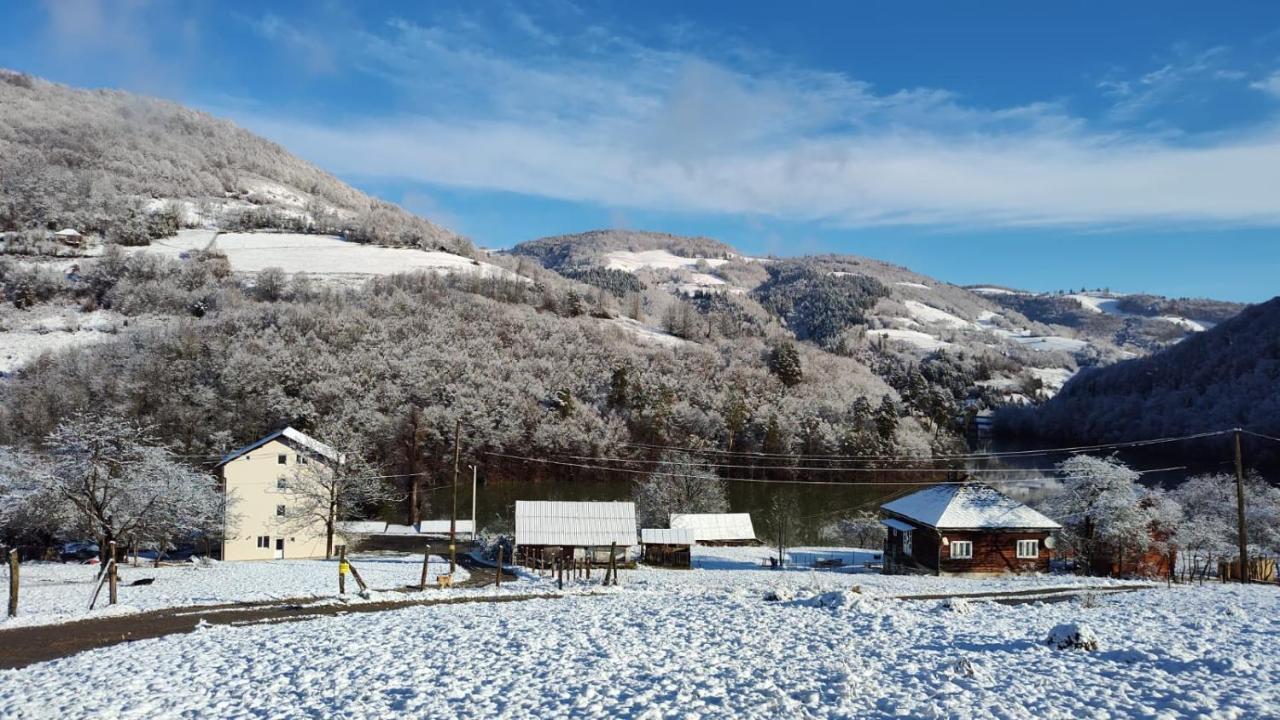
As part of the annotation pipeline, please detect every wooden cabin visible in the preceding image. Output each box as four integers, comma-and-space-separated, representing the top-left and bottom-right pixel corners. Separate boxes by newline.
880, 483, 1060, 576
52, 228, 84, 246
640, 528, 694, 568
669, 512, 757, 546
514, 500, 636, 568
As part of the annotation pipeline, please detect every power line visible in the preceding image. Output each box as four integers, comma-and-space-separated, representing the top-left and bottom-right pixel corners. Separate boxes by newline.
613, 429, 1230, 461
553, 452, 1105, 474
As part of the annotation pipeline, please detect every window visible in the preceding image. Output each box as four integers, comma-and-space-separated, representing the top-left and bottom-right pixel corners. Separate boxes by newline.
277, 476, 288, 490
297, 454, 308, 465
902, 531, 912, 556
950, 541, 973, 560
277, 454, 288, 465
276, 504, 286, 517
256, 536, 269, 549
1016, 539, 1039, 559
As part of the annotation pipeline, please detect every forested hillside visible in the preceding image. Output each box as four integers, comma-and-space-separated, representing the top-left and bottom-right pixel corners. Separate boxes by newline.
0, 69, 467, 253
1001, 297, 1280, 458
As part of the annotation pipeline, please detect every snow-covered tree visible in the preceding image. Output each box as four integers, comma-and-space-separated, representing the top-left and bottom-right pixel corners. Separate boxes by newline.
283, 424, 399, 558
632, 452, 728, 528
1169, 472, 1280, 581
16, 414, 228, 561
832, 511, 887, 551
1042, 454, 1161, 574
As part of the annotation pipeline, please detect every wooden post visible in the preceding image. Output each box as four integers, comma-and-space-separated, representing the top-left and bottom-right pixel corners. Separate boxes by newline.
495, 545, 503, 588
7, 549, 17, 618
1234, 429, 1250, 584
450, 418, 461, 576
348, 559, 368, 593
608, 541, 618, 586
339, 546, 348, 595
419, 546, 432, 591
108, 542, 118, 606
557, 556, 563, 590
586, 554, 591, 580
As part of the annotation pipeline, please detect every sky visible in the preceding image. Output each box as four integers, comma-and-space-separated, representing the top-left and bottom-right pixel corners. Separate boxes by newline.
2, 1, 1280, 301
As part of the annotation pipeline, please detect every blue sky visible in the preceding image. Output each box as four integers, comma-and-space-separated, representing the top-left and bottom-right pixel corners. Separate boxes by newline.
3, 1, 1280, 301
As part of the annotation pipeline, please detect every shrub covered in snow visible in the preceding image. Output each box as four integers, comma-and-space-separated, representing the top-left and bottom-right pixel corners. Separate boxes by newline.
1046, 622, 1100, 651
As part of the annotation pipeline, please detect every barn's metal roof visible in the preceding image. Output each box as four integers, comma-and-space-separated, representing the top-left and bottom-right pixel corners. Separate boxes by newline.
416, 520, 474, 535
882, 483, 1060, 530
669, 513, 756, 542
515, 501, 636, 547
641, 528, 695, 545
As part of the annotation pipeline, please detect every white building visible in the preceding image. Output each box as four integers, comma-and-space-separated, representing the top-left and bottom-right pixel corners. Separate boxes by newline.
670, 512, 757, 545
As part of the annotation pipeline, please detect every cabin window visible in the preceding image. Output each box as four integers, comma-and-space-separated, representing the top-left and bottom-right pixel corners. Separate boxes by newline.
277, 476, 288, 490
1016, 539, 1039, 559
277, 454, 288, 465
950, 541, 973, 559
256, 536, 269, 549
902, 531, 913, 556
276, 504, 286, 517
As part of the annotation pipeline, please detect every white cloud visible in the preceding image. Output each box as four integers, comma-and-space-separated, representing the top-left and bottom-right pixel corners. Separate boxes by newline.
1252, 72, 1280, 98
232, 14, 1280, 230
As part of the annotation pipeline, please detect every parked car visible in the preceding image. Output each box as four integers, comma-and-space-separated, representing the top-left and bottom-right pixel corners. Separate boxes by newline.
60, 541, 100, 562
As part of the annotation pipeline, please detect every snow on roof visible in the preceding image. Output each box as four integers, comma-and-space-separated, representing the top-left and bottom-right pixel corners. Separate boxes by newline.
881, 483, 1061, 530
337, 521, 386, 535
881, 518, 915, 532
53, 228, 82, 236
641, 528, 695, 545
417, 520, 474, 535
669, 513, 756, 542
515, 501, 636, 547
217, 426, 343, 467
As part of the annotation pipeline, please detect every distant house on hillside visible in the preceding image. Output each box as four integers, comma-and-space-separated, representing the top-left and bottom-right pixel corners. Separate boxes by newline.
51, 228, 83, 246
216, 427, 346, 561
669, 513, 757, 545
880, 483, 1060, 576
514, 500, 636, 567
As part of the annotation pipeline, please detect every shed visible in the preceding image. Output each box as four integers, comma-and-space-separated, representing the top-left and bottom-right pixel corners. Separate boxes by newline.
640, 528, 694, 568
515, 500, 636, 567
669, 513, 757, 545
416, 519, 475, 537
52, 228, 83, 246
880, 482, 1060, 576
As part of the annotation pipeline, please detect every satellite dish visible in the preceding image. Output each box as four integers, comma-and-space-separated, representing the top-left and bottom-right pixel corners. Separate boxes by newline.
1045, 536, 1057, 550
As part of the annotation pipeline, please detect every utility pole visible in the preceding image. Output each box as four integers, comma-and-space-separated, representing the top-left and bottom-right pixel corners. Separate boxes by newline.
450, 419, 461, 576
470, 464, 478, 541
1234, 428, 1250, 584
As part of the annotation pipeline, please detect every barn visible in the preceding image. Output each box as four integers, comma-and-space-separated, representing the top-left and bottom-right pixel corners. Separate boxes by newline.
669, 513, 757, 545
640, 528, 694, 568
514, 501, 636, 568
880, 483, 1060, 576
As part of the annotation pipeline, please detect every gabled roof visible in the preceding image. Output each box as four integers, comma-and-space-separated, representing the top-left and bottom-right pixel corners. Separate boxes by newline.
641, 528, 695, 545
881, 483, 1060, 530
217, 426, 343, 468
416, 520, 475, 535
515, 501, 636, 547
54, 228, 82, 236
669, 513, 756, 542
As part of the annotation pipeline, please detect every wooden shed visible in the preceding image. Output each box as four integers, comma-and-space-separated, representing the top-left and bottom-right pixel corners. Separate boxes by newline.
640, 528, 694, 568
669, 512, 757, 546
514, 500, 636, 568
880, 483, 1060, 576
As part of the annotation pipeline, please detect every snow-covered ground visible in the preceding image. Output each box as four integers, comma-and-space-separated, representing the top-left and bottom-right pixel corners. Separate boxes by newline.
0, 553, 468, 629
895, 281, 930, 289
904, 300, 972, 329
1068, 293, 1211, 332
868, 328, 952, 351
144, 230, 520, 281
606, 317, 689, 348
603, 249, 730, 272
2, 545, 1275, 718
0, 306, 123, 376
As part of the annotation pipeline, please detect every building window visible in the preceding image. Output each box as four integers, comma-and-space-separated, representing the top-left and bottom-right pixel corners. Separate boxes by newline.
277, 454, 288, 465
902, 531, 913, 556
256, 536, 269, 549
277, 476, 288, 490
297, 454, 308, 465
1016, 539, 1039, 559
276, 504, 286, 517
950, 541, 973, 559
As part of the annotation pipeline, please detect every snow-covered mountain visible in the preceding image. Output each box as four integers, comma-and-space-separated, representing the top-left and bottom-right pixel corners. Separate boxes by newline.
0, 68, 468, 255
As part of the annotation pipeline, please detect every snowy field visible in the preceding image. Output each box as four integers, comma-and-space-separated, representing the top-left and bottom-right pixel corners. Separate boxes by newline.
145, 230, 521, 281
0, 553, 468, 628
0, 306, 124, 375
603, 249, 730, 272
0, 547, 1275, 718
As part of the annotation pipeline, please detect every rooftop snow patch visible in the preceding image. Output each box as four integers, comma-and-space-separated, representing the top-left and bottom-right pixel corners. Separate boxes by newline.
515, 501, 637, 547
881, 483, 1061, 530
641, 528, 695, 545
217, 426, 342, 467
670, 513, 757, 542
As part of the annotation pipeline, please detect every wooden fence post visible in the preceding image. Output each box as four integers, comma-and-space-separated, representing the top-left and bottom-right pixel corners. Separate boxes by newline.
108, 542, 118, 606
339, 546, 348, 595
7, 549, 17, 618
608, 541, 618, 586
419, 545, 431, 591
557, 556, 563, 590
495, 545, 503, 588
348, 558, 368, 593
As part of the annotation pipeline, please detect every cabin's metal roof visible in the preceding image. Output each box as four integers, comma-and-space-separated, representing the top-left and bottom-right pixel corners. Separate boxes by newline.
515, 501, 636, 547
669, 513, 756, 542
641, 528, 695, 545
881, 483, 1061, 530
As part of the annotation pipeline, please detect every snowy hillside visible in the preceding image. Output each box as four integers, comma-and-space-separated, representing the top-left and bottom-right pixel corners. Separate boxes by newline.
0, 69, 469, 254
